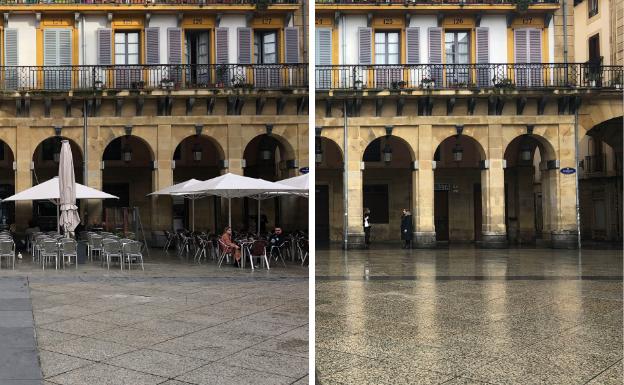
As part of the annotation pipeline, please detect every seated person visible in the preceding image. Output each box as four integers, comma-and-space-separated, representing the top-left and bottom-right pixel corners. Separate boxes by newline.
220, 226, 241, 266
269, 227, 285, 257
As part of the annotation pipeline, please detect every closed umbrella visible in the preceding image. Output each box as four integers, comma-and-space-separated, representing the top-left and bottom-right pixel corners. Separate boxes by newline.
58, 140, 81, 236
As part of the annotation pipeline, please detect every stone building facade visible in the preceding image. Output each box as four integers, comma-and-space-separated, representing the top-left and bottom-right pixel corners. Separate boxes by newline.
0, 0, 309, 237
314, 0, 623, 248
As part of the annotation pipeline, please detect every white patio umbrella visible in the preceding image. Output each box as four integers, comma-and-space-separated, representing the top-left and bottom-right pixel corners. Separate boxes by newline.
178, 173, 298, 229
58, 140, 80, 236
3, 177, 118, 233
148, 178, 206, 231
279, 174, 309, 192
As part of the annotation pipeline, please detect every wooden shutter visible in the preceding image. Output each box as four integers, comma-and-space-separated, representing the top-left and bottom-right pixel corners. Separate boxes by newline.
97, 28, 112, 65
58, 29, 72, 66
167, 28, 182, 64
43, 29, 58, 66
284, 27, 299, 63
514, 29, 528, 63
4, 28, 18, 89
428, 27, 442, 64
475, 27, 490, 87
237, 27, 252, 64
358, 27, 372, 65
145, 27, 160, 65
215, 27, 229, 64
528, 29, 542, 63
406, 27, 420, 64
316, 28, 332, 65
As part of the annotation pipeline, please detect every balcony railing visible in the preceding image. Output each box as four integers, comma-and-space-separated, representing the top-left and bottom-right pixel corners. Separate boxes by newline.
316, 63, 624, 90
316, 0, 558, 4
0, 0, 297, 5
0, 63, 308, 92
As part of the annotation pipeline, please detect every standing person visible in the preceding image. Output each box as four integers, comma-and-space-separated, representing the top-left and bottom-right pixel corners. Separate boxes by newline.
363, 208, 371, 249
400, 209, 413, 249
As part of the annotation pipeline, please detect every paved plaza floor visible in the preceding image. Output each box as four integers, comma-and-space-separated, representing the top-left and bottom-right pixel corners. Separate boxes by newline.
316, 245, 623, 385
0, 250, 309, 385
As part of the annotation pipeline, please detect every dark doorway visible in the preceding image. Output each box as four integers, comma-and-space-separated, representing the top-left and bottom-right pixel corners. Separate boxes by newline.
474, 183, 482, 241
103, 183, 130, 208
589, 34, 600, 62
434, 190, 449, 241
316, 185, 330, 243
185, 30, 210, 86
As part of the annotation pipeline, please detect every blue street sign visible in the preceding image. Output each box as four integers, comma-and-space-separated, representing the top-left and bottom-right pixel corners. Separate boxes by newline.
560, 167, 576, 175
299, 167, 309, 174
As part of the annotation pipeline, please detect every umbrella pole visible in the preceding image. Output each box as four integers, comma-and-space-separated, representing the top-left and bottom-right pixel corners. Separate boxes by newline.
257, 199, 261, 236
56, 202, 60, 234
228, 198, 231, 228
192, 198, 195, 232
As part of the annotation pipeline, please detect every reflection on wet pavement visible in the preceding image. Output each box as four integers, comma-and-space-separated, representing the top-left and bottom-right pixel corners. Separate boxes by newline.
316, 246, 623, 385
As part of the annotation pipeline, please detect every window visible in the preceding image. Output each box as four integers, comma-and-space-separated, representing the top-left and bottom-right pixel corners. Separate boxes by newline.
374, 31, 399, 65
445, 31, 470, 84
589, 34, 601, 63
254, 31, 277, 64
588, 0, 598, 17
115, 32, 140, 65
363, 185, 389, 224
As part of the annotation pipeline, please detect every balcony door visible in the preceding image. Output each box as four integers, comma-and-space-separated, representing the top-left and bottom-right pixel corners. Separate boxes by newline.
114, 31, 141, 88
445, 31, 470, 85
514, 28, 542, 87
254, 30, 279, 87
185, 30, 210, 86
374, 31, 401, 88
43, 29, 72, 90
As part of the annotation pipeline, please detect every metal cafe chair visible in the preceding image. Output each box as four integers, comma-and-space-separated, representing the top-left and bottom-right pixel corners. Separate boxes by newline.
41, 239, 59, 270
0, 239, 15, 269
89, 235, 104, 262
102, 239, 123, 270
249, 239, 270, 270
269, 241, 288, 267
60, 239, 78, 270
122, 240, 144, 271
163, 230, 175, 253
217, 239, 233, 268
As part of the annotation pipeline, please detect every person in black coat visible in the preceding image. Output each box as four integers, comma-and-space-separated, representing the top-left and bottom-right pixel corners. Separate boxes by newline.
363, 208, 371, 249
400, 209, 413, 249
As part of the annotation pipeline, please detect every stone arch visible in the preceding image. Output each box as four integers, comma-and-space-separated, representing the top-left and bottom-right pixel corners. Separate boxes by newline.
172, 134, 226, 162
320, 128, 345, 155
502, 126, 558, 161
32, 136, 84, 160
171, 125, 228, 161
32, 136, 84, 184
243, 132, 296, 162
579, 99, 624, 137
101, 134, 155, 162
317, 136, 343, 164
503, 133, 557, 163
433, 130, 487, 160
359, 126, 416, 162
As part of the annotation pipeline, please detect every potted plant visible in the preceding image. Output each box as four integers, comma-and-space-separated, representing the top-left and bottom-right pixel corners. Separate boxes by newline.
611, 73, 622, 89
131, 80, 145, 90
215, 65, 228, 87
420, 78, 435, 89
493, 76, 514, 89
160, 78, 174, 90
354, 79, 363, 90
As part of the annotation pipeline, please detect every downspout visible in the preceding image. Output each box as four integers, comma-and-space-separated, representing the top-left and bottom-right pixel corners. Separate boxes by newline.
81, 14, 89, 225
574, 106, 581, 249
343, 99, 348, 250
562, 0, 568, 64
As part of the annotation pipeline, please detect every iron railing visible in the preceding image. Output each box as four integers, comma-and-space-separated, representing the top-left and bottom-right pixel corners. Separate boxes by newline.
316, 63, 624, 90
316, 0, 558, 4
0, 63, 308, 91
0, 0, 298, 4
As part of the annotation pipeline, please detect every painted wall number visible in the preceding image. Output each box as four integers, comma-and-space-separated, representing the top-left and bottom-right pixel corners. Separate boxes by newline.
192, 18, 203, 24
315, 17, 326, 25
453, 18, 464, 24
262, 17, 272, 24
123, 19, 133, 25
383, 18, 394, 24
52, 19, 64, 25
522, 17, 534, 24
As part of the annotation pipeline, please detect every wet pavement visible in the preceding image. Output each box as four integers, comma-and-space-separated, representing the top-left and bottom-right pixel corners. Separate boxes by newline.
0, 250, 308, 385
316, 245, 623, 385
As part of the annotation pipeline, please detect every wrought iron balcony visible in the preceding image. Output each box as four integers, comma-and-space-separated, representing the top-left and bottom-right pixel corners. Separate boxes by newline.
316, 0, 558, 4
0, 0, 297, 5
0, 63, 308, 92
316, 63, 623, 91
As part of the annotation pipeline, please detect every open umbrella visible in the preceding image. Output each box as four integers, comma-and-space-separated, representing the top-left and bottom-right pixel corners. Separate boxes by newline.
2, 177, 118, 233
177, 173, 298, 228
58, 140, 80, 236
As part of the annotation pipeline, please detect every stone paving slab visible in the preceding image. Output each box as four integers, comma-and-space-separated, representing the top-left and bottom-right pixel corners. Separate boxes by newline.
0, 278, 42, 384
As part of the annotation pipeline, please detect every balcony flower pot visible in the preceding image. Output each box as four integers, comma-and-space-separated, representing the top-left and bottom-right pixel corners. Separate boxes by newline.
160, 79, 175, 90
131, 81, 145, 90
420, 79, 435, 89
354, 80, 363, 90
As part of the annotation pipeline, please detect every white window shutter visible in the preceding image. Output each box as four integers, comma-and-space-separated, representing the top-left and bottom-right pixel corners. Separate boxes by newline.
145, 27, 160, 65
315, 28, 332, 65
97, 28, 112, 66
284, 27, 299, 63
215, 27, 229, 64
528, 29, 542, 63
406, 27, 420, 64
58, 29, 72, 66
428, 27, 442, 64
475, 27, 489, 64
514, 29, 528, 63
4, 29, 17, 66
237, 27, 252, 64
358, 27, 372, 65
43, 29, 58, 66
167, 28, 182, 64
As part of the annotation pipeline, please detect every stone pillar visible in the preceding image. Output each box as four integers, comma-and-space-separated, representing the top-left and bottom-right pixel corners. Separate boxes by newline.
345, 126, 364, 249
86, 126, 102, 227
152, 124, 173, 231
412, 124, 436, 247
480, 160, 507, 248
551, 122, 579, 248
14, 123, 32, 232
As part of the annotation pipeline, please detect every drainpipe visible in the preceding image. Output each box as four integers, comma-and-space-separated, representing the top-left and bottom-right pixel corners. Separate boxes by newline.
343, 99, 348, 250
81, 14, 89, 225
562, 0, 568, 64
574, 108, 581, 249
